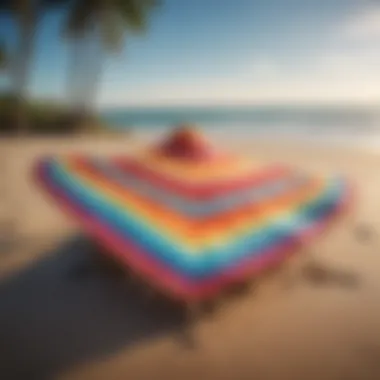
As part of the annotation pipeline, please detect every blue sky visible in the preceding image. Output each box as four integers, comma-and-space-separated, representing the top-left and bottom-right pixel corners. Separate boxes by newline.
1, 0, 380, 107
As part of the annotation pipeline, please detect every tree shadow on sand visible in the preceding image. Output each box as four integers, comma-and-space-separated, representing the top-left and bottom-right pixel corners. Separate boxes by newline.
300, 259, 361, 288
0, 235, 188, 380
280, 256, 362, 291
0, 232, 364, 379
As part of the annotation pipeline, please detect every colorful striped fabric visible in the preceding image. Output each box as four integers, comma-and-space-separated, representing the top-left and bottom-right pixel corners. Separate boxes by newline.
34, 132, 352, 301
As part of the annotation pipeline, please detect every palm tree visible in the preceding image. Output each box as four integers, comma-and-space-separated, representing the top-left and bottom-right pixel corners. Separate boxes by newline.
64, 0, 159, 120
0, 0, 68, 134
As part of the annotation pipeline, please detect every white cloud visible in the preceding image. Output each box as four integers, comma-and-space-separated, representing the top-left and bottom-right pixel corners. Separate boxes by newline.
312, 51, 380, 79
341, 4, 380, 41
98, 70, 380, 108
245, 59, 280, 79
98, 45, 380, 107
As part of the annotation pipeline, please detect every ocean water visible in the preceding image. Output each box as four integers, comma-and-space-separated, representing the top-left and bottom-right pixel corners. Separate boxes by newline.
101, 105, 380, 151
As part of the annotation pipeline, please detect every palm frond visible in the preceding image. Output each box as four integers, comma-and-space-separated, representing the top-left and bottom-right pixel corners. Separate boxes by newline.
117, 0, 152, 32
64, 0, 95, 37
99, 9, 125, 51
0, 0, 13, 11
41, 0, 70, 7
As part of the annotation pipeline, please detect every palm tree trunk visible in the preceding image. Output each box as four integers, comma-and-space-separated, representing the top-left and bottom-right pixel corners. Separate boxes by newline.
66, 35, 88, 111
12, 2, 37, 136
66, 30, 103, 130
82, 31, 103, 115
72, 29, 104, 128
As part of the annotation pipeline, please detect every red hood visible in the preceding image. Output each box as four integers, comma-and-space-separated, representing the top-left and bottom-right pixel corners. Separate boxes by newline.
154, 126, 219, 162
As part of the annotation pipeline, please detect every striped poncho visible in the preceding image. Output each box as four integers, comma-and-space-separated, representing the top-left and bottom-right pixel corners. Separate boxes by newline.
34, 130, 351, 301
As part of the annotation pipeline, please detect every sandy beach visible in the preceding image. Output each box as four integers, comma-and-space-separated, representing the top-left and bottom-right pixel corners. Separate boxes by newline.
1, 133, 380, 380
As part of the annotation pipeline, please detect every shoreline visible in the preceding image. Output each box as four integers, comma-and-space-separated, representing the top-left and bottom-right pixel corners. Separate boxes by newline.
115, 124, 380, 156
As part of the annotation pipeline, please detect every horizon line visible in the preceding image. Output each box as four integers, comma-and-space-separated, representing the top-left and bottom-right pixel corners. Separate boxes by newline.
99, 100, 380, 112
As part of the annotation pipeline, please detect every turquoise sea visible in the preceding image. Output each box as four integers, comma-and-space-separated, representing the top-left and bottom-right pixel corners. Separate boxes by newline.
101, 104, 380, 150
